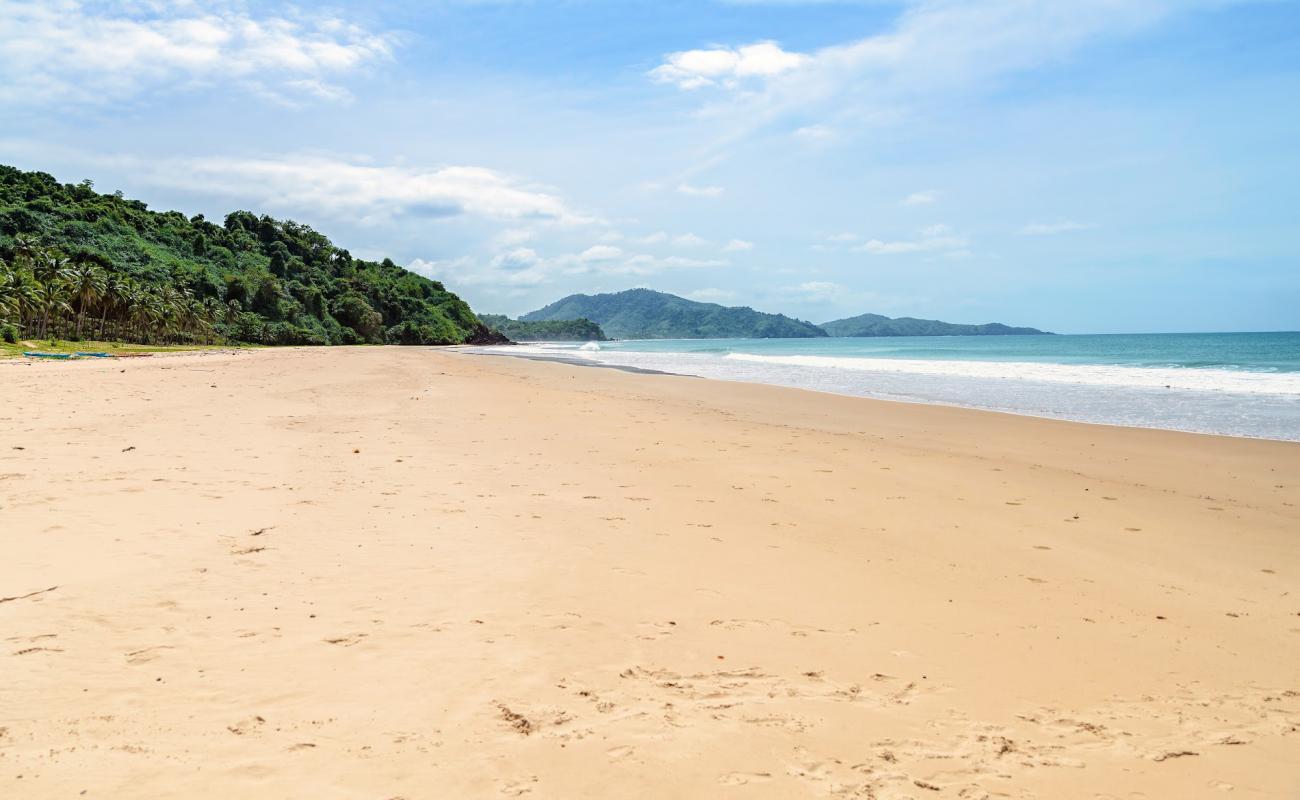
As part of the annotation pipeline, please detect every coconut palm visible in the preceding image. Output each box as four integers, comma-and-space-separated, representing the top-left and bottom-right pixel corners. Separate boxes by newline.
32, 252, 72, 339
0, 260, 36, 331
96, 273, 123, 340
66, 260, 106, 339
33, 276, 71, 340
10, 235, 41, 270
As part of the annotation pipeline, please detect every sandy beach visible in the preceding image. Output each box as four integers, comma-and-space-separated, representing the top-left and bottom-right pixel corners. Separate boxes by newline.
2, 346, 1297, 799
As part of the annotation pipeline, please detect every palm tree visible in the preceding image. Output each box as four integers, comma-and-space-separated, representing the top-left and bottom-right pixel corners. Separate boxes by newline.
33, 252, 72, 339
155, 286, 185, 342
96, 273, 122, 340
33, 276, 71, 340
118, 283, 144, 343
11, 235, 41, 270
66, 261, 106, 340
0, 260, 35, 332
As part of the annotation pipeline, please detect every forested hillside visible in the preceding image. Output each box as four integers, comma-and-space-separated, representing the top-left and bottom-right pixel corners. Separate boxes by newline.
0, 165, 503, 346
479, 314, 607, 342
522, 289, 827, 339
820, 312, 1050, 337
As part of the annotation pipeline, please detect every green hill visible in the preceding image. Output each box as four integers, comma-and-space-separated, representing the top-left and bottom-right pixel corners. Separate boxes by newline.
479, 314, 607, 342
821, 312, 1050, 337
0, 164, 503, 347
521, 289, 827, 339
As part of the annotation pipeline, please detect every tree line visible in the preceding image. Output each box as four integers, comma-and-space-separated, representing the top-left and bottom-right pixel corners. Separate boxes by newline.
0, 164, 503, 347
1, 235, 224, 344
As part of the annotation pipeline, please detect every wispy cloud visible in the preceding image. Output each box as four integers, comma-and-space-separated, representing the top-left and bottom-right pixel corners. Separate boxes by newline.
1019, 220, 1096, 236
416, 240, 731, 290
723, 239, 755, 252
672, 233, 710, 247
854, 223, 968, 255
688, 287, 738, 303
793, 124, 838, 143
0, 0, 395, 106
86, 151, 596, 226
902, 189, 940, 206
654, 1, 1200, 164
786, 281, 845, 302
677, 182, 726, 197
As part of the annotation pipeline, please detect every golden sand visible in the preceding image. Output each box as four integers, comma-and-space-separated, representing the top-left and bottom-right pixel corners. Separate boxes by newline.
2, 347, 1297, 798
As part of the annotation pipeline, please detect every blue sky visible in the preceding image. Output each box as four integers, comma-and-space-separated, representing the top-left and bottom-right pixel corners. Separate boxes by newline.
1, 0, 1297, 333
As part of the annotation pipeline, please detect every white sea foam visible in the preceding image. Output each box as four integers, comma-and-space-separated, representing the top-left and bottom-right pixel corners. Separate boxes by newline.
482, 341, 1300, 441
721, 353, 1300, 396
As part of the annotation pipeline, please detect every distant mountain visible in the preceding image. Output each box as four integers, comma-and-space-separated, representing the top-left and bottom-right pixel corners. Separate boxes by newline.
821, 313, 1050, 337
479, 314, 607, 342
522, 289, 827, 339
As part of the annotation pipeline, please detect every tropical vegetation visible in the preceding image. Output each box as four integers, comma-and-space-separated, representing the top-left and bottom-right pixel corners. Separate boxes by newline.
478, 314, 607, 342
522, 288, 827, 340
0, 164, 503, 348
819, 312, 1050, 337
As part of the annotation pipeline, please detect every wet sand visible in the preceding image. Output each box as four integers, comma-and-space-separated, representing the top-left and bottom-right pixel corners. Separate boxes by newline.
2, 346, 1297, 798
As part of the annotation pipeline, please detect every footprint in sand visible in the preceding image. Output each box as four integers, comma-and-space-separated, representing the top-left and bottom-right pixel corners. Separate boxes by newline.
497, 777, 538, 796
125, 645, 174, 664
12, 646, 63, 656
323, 633, 367, 646
719, 772, 773, 785
227, 715, 266, 735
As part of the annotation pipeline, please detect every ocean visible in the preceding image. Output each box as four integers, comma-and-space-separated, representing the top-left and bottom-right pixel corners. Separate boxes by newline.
484, 331, 1300, 442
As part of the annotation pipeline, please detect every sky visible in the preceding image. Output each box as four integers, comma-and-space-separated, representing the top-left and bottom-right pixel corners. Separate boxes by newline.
1, 0, 1297, 333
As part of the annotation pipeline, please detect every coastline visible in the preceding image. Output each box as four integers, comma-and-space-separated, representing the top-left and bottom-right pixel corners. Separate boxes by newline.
485, 336, 1300, 442
3, 346, 1297, 798
480, 343, 1300, 444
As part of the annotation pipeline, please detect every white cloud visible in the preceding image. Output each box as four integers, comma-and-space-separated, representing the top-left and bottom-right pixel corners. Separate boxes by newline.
1019, 220, 1096, 236
579, 245, 624, 262
902, 190, 940, 206
855, 224, 968, 255
677, 182, 725, 197
657, 1, 1200, 158
651, 40, 809, 90
787, 281, 844, 301
106, 152, 595, 226
496, 228, 539, 246
825, 232, 860, 243
723, 239, 755, 252
656, 256, 729, 269
0, 1, 396, 106
633, 231, 670, 245
491, 247, 540, 267
672, 233, 709, 247
688, 288, 738, 303
420, 242, 731, 290
793, 124, 838, 143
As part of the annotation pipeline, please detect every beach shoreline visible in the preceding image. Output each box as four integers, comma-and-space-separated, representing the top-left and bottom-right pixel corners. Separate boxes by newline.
3, 346, 1297, 798
490, 334, 1300, 443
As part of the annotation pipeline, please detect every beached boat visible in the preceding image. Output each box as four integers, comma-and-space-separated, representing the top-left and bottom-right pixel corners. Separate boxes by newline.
74, 352, 113, 358
23, 352, 74, 360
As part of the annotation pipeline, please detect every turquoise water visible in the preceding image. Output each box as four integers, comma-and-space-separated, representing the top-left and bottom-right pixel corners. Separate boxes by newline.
603, 332, 1300, 373
489, 332, 1300, 441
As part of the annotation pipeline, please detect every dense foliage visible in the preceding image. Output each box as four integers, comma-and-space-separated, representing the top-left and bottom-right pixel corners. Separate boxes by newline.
0, 164, 503, 346
479, 314, 607, 342
820, 312, 1050, 337
522, 288, 827, 340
